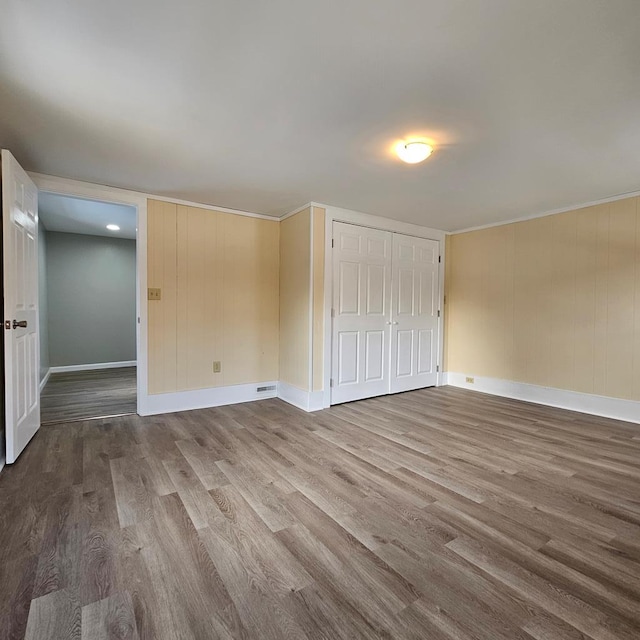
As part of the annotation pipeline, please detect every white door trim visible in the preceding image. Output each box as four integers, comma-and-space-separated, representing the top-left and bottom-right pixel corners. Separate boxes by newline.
322, 205, 446, 408
30, 173, 148, 416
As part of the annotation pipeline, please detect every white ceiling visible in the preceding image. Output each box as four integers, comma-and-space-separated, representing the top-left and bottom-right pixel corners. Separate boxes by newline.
1, 1, 640, 231
39, 192, 137, 240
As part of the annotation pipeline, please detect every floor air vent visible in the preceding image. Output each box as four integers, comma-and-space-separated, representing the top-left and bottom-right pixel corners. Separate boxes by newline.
257, 385, 277, 393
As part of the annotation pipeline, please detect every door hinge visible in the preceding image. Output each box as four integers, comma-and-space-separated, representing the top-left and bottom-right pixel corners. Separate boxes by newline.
331, 308, 335, 318
437, 365, 440, 372
331, 239, 334, 248
438, 255, 441, 263
330, 378, 334, 387
437, 309, 440, 318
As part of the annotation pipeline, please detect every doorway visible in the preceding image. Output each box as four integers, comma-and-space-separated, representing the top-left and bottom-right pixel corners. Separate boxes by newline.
38, 192, 138, 423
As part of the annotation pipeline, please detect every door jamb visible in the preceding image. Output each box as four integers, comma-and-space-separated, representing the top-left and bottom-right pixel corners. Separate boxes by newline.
30, 174, 148, 416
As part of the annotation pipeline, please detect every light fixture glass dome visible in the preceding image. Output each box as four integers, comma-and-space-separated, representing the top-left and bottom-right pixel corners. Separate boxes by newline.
397, 141, 433, 164
106, 224, 120, 231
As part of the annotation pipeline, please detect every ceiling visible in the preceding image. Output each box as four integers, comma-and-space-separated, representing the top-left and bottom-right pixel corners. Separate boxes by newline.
39, 192, 137, 240
1, 1, 639, 232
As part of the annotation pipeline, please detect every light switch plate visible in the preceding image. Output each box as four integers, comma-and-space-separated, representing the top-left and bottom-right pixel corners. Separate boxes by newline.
213, 361, 222, 373
148, 288, 162, 300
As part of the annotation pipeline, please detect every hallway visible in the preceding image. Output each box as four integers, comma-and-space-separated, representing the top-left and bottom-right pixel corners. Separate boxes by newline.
40, 367, 136, 424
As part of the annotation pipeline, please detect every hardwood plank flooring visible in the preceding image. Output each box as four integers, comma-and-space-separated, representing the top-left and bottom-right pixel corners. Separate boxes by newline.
41, 367, 137, 424
1, 386, 639, 639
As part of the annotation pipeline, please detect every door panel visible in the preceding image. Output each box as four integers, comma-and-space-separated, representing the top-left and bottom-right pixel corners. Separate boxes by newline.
365, 331, 385, 381
339, 261, 360, 314
396, 330, 414, 377
366, 264, 386, 314
338, 331, 359, 384
417, 329, 434, 374
331, 222, 392, 404
390, 233, 439, 393
398, 268, 414, 315
2, 150, 40, 464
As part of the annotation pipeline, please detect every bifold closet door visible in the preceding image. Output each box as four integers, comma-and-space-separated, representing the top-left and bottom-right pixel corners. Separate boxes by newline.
390, 233, 439, 393
331, 222, 392, 404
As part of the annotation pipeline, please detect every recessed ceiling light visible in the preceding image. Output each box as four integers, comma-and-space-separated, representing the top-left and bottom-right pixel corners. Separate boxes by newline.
396, 141, 433, 164
106, 224, 120, 231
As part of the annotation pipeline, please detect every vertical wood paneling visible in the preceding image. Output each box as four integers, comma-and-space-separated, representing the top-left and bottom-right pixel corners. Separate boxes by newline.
482, 225, 510, 378
634, 207, 640, 398
147, 200, 279, 395
447, 196, 640, 402
572, 210, 598, 394
604, 198, 636, 399
222, 214, 280, 386
279, 209, 311, 390
312, 207, 326, 392
176, 205, 224, 391
548, 212, 577, 390
503, 224, 516, 382
147, 199, 177, 394
593, 204, 610, 396
449, 232, 483, 374
443, 235, 452, 372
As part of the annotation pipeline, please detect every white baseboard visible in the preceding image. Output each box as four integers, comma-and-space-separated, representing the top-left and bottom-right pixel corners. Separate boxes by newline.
278, 382, 324, 412
39, 368, 52, 392
139, 381, 278, 416
446, 372, 640, 425
50, 360, 137, 374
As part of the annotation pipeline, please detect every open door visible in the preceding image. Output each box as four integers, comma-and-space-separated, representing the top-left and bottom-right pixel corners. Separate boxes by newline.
2, 150, 40, 463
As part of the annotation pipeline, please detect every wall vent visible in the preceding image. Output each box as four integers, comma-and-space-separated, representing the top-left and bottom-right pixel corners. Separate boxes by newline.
256, 385, 277, 393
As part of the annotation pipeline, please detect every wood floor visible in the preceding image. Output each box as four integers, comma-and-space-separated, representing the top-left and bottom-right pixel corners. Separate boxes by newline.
1, 386, 639, 640
41, 367, 137, 424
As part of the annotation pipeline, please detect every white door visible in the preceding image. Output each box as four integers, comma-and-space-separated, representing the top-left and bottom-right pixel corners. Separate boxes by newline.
390, 233, 439, 393
331, 222, 392, 404
2, 150, 40, 464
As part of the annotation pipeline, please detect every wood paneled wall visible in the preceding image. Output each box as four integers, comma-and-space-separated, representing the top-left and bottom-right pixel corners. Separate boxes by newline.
446, 196, 640, 401
312, 206, 326, 392
279, 208, 311, 390
147, 200, 279, 395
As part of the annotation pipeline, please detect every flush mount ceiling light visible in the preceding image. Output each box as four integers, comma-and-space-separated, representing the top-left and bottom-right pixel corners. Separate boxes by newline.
396, 141, 433, 164
106, 224, 120, 231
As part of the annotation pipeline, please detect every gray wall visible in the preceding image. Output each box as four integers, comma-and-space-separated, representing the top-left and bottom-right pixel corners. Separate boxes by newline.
38, 221, 50, 381
47, 232, 136, 366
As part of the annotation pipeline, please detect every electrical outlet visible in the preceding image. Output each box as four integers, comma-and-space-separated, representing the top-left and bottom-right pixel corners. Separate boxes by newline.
466, 376, 475, 384
148, 288, 162, 301
213, 361, 221, 373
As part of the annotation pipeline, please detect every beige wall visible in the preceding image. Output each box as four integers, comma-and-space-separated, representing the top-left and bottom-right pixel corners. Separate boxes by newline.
446, 196, 640, 402
443, 234, 452, 373
147, 199, 279, 394
312, 206, 326, 392
279, 208, 311, 390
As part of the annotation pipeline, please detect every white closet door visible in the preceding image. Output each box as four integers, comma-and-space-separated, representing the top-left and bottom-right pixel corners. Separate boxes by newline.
390, 233, 439, 394
331, 222, 392, 404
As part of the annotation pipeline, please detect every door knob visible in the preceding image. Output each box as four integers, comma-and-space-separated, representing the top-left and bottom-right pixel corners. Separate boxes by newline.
12, 320, 27, 329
